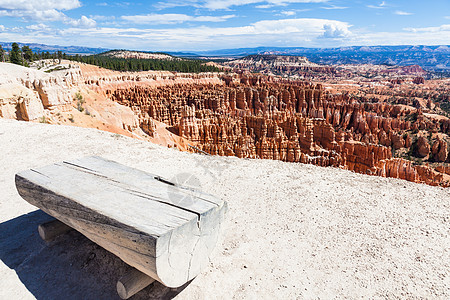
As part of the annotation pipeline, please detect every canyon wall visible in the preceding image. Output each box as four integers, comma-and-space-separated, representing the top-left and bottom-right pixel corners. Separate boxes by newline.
0, 62, 77, 120
225, 55, 336, 79
0, 61, 223, 142
110, 75, 450, 187
1, 61, 448, 187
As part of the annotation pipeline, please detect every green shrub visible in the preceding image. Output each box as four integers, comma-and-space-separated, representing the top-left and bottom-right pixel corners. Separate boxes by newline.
75, 92, 85, 112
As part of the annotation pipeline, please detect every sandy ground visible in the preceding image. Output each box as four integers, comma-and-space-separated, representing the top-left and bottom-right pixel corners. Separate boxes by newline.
0, 119, 449, 299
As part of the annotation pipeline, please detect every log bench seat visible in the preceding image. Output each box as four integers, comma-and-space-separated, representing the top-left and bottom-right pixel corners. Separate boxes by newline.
15, 156, 227, 298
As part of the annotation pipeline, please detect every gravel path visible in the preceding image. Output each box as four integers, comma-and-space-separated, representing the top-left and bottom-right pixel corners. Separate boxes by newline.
1, 119, 449, 299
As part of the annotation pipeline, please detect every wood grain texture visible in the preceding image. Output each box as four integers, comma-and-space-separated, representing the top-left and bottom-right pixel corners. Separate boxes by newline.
15, 156, 227, 288
117, 268, 155, 299
38, 219, 73, 241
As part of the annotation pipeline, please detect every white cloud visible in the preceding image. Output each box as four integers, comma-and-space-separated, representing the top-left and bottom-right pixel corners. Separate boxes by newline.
404, 24, 450, 33
34, 9, 67, 21
0, 24, 5, 31
394, 10, 412, 16
156, 0, 328, 10
0, 6, 96, 28
351, 30, 450, 46
0, 0, 81, 22
367, 1, 386, 9
154, 0, 200, 9
0, 0, 80, 11
321, 23, 350, 38
53, 18, 351, 50
26, 23, 51, 31
210, 0, 328, 10
67, 16, 97, 28
0, 8, 66, 21
2, 12, 449, 52
280, 10, 296, 16
195, 15, 235, 21
249, 18, 350, 36
2, 24, 449, 52
276, 8, 309, 15
90, 15, 116, 21
255, 4, 275, 8
121, 13, 235, 24
321, 5, 347, 10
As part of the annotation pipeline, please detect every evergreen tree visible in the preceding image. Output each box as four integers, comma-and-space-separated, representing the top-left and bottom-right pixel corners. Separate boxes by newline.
33, 51, 40, 61
64, 52, 222, 73
22, 45, 33, 62
0, 45, 4, 62
10, 43, 22, 65
57, 51, 63, 63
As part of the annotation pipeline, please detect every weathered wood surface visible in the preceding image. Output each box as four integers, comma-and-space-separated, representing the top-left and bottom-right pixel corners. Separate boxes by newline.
117, 268, 155, 299
15, 156, 227, 288
38, 219, 73, 241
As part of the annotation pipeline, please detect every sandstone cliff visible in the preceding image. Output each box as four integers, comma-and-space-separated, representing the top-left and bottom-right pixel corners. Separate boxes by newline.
0, 61, 223, 148
1, 61, 448, 187
0, 62, 74, 120
225, 55, 336, 79
110, 75, 450, 187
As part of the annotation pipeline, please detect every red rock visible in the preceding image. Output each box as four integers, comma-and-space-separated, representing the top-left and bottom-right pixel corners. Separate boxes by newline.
436, 165, 450, 175
405, 134, 412, 148
431, 138, 448, 162
416, 136, 430, 158
413, 76, 425, 84
108, 73, 449, 187
391, 133, 405, 150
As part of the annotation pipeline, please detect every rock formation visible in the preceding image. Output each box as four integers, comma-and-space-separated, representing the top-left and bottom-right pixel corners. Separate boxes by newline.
0, 62, 74, 120
416, 136, 431, 158
225, 55, 336, 79
110, 74, 450, 187
1, 60, 448, 187
432, 138, 448, 162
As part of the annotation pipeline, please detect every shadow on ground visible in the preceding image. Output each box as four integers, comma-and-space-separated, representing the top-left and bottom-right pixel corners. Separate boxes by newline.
0, 210, 190, 300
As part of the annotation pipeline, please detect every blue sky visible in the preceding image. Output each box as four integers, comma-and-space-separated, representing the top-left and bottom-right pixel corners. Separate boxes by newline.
0, 0, 449, 51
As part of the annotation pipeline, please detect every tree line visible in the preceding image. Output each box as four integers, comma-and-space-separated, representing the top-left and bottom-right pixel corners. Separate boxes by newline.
64, 54, 221, 73
1, 42, 66, 66
1, 42, 221, 73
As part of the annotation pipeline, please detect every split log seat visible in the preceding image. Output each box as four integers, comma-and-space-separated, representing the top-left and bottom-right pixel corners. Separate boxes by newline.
15, 156, 227, 291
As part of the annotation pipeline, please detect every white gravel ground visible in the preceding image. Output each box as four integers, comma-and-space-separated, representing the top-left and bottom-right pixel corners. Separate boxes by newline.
0, 119, 449, 299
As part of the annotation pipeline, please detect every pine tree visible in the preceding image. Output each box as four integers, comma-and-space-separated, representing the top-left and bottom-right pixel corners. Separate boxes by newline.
0, 45, 4, 62
22, 45, 33, 62
10, 43, 22, 65
63, 52, 222, 73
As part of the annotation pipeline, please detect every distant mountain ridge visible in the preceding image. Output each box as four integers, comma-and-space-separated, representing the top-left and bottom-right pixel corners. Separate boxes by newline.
0, 42, 108, 55
193, 45, 450, 56
1, 42, 449, 71
193, 45, 450, 71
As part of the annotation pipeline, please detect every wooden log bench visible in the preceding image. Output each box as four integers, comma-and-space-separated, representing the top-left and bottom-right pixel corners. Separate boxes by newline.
15, 156, 227, 299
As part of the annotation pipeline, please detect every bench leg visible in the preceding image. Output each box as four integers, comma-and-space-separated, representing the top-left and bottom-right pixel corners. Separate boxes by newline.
38, 219, 72, 242
117, 268, 155, 299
